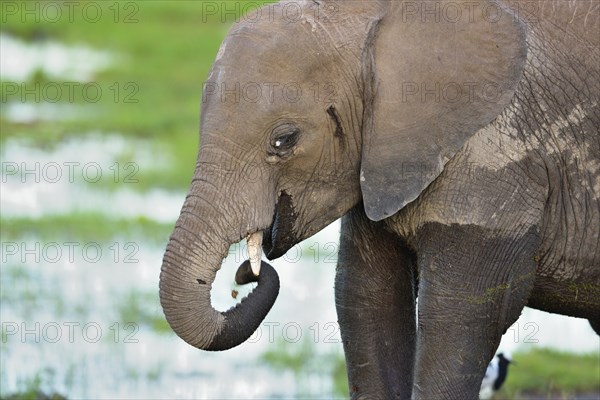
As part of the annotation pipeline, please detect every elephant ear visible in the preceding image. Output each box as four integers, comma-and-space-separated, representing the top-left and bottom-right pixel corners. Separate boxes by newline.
361, 0, 527, 221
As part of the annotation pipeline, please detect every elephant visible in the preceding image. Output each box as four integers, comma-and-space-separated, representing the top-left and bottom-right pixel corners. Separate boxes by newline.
159, 0, 599, 398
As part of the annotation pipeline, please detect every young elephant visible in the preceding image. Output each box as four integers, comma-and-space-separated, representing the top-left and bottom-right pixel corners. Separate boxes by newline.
160, 0, 599, 398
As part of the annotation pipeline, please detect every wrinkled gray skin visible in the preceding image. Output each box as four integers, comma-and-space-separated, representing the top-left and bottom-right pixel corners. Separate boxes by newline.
160, 0, 599, 398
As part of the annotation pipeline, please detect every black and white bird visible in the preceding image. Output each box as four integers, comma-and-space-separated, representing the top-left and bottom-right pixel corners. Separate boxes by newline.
479, 352, 513, 399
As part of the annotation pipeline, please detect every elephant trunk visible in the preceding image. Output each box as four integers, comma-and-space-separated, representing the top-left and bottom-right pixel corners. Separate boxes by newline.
159, 183, 279, 351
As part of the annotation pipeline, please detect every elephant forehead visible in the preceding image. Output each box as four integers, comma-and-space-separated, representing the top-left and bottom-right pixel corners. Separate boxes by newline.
199, 78, 322, 146
209, 55, 306, 87
202, 40, 331, 117
207, 1, 370, 83
210, 30, 323, 83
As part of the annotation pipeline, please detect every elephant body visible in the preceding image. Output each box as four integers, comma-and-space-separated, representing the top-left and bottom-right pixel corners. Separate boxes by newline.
160, 1, 599, 398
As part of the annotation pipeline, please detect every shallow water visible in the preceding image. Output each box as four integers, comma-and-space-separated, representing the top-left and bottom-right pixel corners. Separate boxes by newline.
1, 135, 178, 222
1, 222, 343, 398
0, 33, 112, 82
0, 33, 116, 125
2, 102, 89, 124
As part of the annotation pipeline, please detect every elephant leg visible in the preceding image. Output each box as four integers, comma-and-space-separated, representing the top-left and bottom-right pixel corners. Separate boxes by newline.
335, 206, 417, 399
412, 223, 539, 400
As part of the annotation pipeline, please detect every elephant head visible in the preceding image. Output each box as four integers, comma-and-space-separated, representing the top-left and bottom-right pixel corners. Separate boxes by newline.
160, 0, 526, 350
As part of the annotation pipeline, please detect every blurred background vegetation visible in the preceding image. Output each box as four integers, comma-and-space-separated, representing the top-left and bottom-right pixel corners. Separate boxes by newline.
2, 1, 273, 190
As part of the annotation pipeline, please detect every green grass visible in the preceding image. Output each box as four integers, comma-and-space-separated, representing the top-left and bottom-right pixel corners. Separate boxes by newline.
261, 343, 599, 399
1, 368, 67, 400
1, 213, 173, 243
1, 1, 275, 190
498, 348, 600, 399
115, 289, 171, 334
261, 339, 348, 397
2, 1, 232, 136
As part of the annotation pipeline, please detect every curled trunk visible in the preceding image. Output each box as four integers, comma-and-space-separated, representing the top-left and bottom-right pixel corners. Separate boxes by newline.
159, 189, 279, 351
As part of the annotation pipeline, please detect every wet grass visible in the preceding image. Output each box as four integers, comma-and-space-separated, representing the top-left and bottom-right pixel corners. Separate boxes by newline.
1, 213, 173, 243
2, 367, 67, 400
2, 1, 232, 136
261, 342, 599, 399
261, 338, 348, 397
0, 265, 68, 320
115, 289, 171, 334
1, 1, 275, 190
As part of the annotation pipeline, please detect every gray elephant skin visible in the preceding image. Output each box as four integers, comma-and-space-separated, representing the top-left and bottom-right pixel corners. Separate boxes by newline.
159, 1, 599, 398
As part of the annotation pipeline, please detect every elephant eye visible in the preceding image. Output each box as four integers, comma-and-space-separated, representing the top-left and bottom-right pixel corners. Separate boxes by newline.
270, 125, 300, 155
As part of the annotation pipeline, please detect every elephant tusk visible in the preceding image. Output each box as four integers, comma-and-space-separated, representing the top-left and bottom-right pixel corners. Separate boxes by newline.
247, 231, 263, 276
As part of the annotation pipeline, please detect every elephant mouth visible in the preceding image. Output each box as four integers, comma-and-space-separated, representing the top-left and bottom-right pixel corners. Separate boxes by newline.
262, 190, 298, 260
